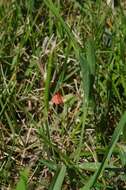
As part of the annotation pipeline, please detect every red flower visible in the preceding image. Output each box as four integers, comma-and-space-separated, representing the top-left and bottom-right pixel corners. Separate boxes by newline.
51, 92, 63, 105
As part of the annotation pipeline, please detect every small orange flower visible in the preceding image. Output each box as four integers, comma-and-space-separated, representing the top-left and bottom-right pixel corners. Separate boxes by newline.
51, 92, 63, 105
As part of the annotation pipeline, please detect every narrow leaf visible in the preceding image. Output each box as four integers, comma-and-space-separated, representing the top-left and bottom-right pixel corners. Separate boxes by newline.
49, 165, 66, 190
15, 168, 29, 190
81, 112, 126, 189
79, 53, 90, 104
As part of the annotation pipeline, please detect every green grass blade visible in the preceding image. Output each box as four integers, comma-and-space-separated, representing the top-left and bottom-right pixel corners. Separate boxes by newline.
86, 39, 96, 77
0, 99, 15, 136
81, 111, 126, 189
79, 39, 95, 104
79, 53, 90, 104
49, 164, 66, 190
39, 159, 57, 171
80, 171, 98, 190
15, 168, 29, 190
78, 162, 120, 172
74, 52, 90, 162
44, 53, 53, 114
78, 162, 100, 172
43, 0, 79, 52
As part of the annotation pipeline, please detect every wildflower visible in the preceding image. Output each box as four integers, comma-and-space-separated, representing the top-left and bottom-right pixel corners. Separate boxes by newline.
51, 92, 63, 105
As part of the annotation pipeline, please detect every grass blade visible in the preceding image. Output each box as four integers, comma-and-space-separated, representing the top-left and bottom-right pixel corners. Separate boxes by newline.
43, 0, 79, 52
86, 39, 96, 77
44, 53, 53, 114
49, 164, 66, 190
15, 168, 29, 190
86, 39, 96, 101
81, 111, 126, 189
74, 39, 96, 162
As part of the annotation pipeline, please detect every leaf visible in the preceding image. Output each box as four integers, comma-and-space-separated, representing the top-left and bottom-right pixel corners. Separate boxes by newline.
79, 53, 90, 104
15, 168, 29, 190
86, 39, 96, 77
86, 39, 96, 101
39, 159, 57, 171
79, 39, 96, 103
44, 53, 53, 114
78, 162, 119, 172
49, 164, 66, 190
80, 111, 126, 189
74, 39, 96, 162
78, 162, 100, 172
80, 171, 98, 190
43, 0, 79, 52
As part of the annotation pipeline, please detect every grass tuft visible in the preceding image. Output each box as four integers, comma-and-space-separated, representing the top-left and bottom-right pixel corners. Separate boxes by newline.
1, 0, 126, 189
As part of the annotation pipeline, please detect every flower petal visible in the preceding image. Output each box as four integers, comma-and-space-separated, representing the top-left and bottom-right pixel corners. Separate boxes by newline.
51, 92, 63, 105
